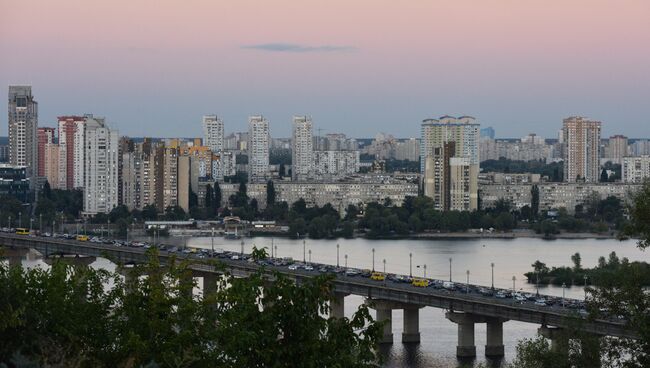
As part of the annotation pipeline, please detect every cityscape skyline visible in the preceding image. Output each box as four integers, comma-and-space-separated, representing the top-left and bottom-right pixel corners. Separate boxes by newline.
2, 1, 649, 138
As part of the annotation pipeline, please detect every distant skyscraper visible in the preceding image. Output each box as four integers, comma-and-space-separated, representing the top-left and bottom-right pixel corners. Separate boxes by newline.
202, 115, 224, 153
606, 135, 628, 164
83, 116, 119, 214
562, 116, 602, 183
248, 115, 270, 181
8, 86, 38, 179
37, 127, 55, 177
480, 126, 495, 139
291, 115, 313, 180
57, 115, 87, 189
421, 116, 479, 211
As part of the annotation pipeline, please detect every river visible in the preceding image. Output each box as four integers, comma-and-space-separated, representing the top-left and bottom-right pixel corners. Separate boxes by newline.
13, 236, 648, 367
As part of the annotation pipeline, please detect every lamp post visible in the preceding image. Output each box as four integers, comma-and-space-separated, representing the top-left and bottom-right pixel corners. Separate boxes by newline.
409, 253, 412, 278
383, 259, 386, 285
466, 270, 470, 294
107, 219, 110, 238
240, 240, 245, 256
535, 271, 540, 296
449, 257, 452, 282
18, 212, 22, 228
345, 254, 348, 269
308, 249, 312, 263
336, 243, 340, 268
271, 238, 274, 258
274, 245, 278, 258
211, 227, 215, 254
303, 239, 306, 263
8, 216, 11, 229
562, 283, 566, 307
52, 221, 55, 235
583, 275, 588, 300
512, 276, 516, 293
30, 218, 33, 233
372, 248, 375, 271
424, 264, 427, 278
39, 214, 42, 234
491, 262, 495, 290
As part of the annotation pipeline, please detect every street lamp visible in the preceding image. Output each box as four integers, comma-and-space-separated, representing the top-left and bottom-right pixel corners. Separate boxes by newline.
240, 240, 244, 256
30, 218, 33, 233
512, 276, 516, 293
274, 245, 278, 258
562, 283, 566, 307
271, 238, 274, 258
583, 275, 588, 300
308, 249, 312, 263
491, 262, 495, 290
336, 243, 340, 268
383, 259, 386, 274
535, 271, 540, 296
18, 212, 22, 228
8, 216, 11, 229
345, 254, 348, 269
211, 227, 215, 254
409, 253, 412, 278
39, 214, 42, 234
449, 257, 452, 282
466, 270, 470, 293
303, 239, 306, 263
372, 248, 375, 272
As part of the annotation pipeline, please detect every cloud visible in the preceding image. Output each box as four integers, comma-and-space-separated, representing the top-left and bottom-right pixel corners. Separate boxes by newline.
242, 43, 357, 53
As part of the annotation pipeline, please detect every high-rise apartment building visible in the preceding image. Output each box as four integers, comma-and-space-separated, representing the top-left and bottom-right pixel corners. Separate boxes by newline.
202, 115, 224, 153
562, 116, 602, 183
606, 135, 628, 164
622, 155, 650, 183
420, 115, 479, 172
421, 116, 479, 211
37, 127, 55, 177
248, 115, 269, 181
291, 115, 313, 180
43, 143, 60, 189
155, 146, 179, 211
8, 86, 38, 181
57, 115, 86, 189
83, 116, 119, 215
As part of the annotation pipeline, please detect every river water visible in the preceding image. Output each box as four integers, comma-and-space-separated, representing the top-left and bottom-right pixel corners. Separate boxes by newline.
11, 236, 648, 367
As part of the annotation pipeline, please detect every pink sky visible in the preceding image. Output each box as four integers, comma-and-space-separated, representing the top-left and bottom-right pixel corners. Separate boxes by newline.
1, 0, 649, 137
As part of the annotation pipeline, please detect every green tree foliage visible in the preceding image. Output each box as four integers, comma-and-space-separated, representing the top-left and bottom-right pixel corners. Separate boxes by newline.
141, 204, 158, 221
627, 181, 650, 249
0, 252, 382, 366
531, 184, 540, 217
480, 158, 564, 181
266, 180, 276, 206
164, 206, 187, 221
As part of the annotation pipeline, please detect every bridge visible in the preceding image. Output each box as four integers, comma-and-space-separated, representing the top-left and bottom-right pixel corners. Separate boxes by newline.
0, 233, 634, 360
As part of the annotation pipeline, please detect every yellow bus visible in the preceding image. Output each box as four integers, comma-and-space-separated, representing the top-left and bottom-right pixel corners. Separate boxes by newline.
76, 235, 89, 242
412, 278, 429, 287
15, 228, 29, 235
371, 272, 385, 281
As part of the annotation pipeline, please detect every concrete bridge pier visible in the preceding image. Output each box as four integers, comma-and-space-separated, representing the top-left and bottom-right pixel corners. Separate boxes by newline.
376, 306, 393, 344
1, 248, 29, 268
194, 271, 218, 297
329, 292, 348, 319
485, 317, 507, 358
446, 311, 478, 358
538, 326, 567, 353
402, 307, 422, 343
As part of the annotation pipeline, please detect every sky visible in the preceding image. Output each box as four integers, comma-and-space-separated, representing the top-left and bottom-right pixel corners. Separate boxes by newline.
1, 0, 649, 139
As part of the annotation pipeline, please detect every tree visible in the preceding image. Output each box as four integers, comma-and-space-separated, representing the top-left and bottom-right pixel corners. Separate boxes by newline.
141, 204, 158, 221
0, 251, 382, 367
571, 252, 582, 271
42, 180, 53, 200
600, 168, 609, 182
205, 183, 213, 209
266, 180, 276, 206
531, 184, 539, 218
279, 163, 286, 178
627, 181, 650, 249
213, 182, 222, 211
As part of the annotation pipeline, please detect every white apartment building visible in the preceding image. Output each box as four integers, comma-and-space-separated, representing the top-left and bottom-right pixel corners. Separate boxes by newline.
480, 182, 640, 214
313, 150, 360, 179
211, 151, 236, 181
248, 115, 270, 182
83, 117, 119, 215
622, 156, 650, 183
291, 115, 313, 180
606, 135, 628, 164
202, 115, 224, 153
420, 115, 479, 172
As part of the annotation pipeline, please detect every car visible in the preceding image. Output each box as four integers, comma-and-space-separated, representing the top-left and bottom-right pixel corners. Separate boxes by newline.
371, 272, 386, 281
304, 265, 314, 271
412, 278, 429, 287
442, 281, 455, 290
288, 265, 299, 270
345, 269, 359, 277
230, 255, 239, 260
